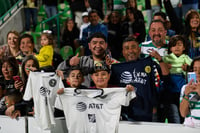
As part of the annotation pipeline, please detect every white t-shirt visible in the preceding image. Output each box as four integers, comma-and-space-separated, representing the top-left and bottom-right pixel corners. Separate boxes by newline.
55, 87, 136, 133
23, 72, 64, 130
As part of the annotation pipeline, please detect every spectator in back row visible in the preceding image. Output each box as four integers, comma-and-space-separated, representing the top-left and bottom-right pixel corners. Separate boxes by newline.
146, 11, 176, 41
120, 7, 146, 44
23, 0, 37, 32
182, 9, 200, 59
61, 18, 80, 52
104, 11, 123, 60
81, 9, 108, 56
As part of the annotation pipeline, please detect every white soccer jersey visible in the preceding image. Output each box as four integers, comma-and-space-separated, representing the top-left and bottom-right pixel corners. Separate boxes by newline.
23, 72, 64, 130
55, 87, 136, 133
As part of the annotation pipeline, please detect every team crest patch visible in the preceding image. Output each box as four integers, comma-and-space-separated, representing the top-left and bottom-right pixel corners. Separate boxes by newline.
95, 62, 103, 66
49, 79, 57, 87
145, 66, 151, 73
88, 114, 96, 123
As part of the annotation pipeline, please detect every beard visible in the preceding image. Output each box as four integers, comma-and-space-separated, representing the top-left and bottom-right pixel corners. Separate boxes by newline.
152, 34, 163, 47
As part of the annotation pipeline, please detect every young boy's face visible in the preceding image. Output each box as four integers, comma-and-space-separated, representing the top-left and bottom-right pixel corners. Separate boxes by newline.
91, 70, 110, 88
67, 70, 84, 88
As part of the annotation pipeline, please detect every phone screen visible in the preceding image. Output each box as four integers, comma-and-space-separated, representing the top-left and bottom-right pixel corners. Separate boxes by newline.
187, 72, 196, 84
13, 76, 21, 81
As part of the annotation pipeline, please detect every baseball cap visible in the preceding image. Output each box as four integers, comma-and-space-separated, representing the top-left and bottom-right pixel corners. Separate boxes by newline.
82, 12, 88, 17
92, 62, 110, 73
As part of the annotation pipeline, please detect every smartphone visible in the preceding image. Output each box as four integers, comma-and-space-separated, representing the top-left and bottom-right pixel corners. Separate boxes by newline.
105, 49, 112, 58
187, 72, 196, 84
13, 76, 21, 82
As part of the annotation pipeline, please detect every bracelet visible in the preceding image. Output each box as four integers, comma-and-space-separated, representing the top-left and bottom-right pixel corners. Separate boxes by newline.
183, 94, 190, 98
183, 97, 189, 102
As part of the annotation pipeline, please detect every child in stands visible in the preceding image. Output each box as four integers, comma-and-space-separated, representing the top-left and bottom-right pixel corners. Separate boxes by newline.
35, 32, 54, 72
160, 35, 192, 123
57, 66, 86, 94
0, 89, 23, 118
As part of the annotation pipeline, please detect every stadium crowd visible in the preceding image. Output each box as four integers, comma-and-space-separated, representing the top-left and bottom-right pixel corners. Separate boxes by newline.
0, 0, 200, 129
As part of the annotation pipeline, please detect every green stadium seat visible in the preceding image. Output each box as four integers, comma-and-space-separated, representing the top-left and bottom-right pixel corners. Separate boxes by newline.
38, 5, 46, 17
60, 45, 74, 60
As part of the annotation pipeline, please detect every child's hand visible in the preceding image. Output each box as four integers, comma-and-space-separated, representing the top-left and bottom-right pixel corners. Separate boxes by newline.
56, 70, 64, 80
57, 88, 64, 94
5, 105, 15, 117
182, 64, 188, 71
126, 84, 135, 92
11, 110, 21, 119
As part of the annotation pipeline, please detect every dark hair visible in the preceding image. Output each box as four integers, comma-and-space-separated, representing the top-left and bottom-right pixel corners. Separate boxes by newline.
149, 19, 167, 30
41, 33, 54, 45
127, 0, 138, 9
108, 11, 121, 23
123, 36, 139, 44
1, 56, 19, 76
5, 89, 22, 103
21, 55, 40, 85
125, 7, 139, 20
184, 9, 200, 37
88, 32, 107, 43
154, 11, 167, 21
66, 65, 83, 77
189, 56, 200, 72
168, 35, 188, 54
64, 18, 75, 29
185, 9, 200, 27
88, 9, 99, 17
19, 33, 34, 45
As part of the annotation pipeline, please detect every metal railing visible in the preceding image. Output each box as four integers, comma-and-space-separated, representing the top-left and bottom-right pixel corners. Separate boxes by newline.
41, 13, 61, 48
0, 0, 23, 27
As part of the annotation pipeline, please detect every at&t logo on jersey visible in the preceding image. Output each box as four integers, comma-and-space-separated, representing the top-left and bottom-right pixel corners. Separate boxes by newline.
120, 71, 133, 84
120, 68, 149, 85
76, 102, 87, 112
76, 102, 103, 112
40, 86, 51, 96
